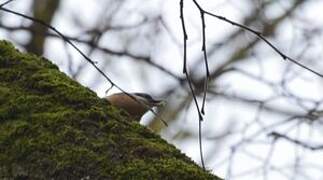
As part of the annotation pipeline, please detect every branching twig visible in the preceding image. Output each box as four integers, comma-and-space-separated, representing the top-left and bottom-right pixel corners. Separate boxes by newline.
201, 6, 323, 78
0, 0, 14, 7
0, 5, 168, 126
192, 0, 210, 115
269, 132, 323, 150
180, 0, 323, 172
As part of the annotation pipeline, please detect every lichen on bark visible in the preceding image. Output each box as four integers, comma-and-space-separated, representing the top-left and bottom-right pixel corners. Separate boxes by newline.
0, 40, 221, 179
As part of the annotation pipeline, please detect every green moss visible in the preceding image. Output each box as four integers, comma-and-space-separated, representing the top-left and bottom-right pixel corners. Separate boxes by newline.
0, 40, 221, 179
114, 158, 213, 180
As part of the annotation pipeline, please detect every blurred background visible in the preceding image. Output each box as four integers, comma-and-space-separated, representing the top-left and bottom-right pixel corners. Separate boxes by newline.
1, 0, 323, 179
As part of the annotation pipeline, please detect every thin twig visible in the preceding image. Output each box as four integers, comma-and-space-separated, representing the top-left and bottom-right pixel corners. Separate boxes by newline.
202, 9, 323, 78
180, 0, 205, 170
0, 6, 168, 126
198, 119, 206, 169
192, 0, 210, 115
0, 0, 15, 7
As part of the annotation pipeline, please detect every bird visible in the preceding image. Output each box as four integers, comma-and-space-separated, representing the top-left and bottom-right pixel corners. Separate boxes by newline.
105, 92, 164, 120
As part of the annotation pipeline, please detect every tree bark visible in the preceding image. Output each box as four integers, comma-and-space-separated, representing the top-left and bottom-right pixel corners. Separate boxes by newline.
0, 40, 221, 179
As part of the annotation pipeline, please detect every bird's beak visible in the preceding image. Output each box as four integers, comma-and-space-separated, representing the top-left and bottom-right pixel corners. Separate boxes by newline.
152, 99, 165, 106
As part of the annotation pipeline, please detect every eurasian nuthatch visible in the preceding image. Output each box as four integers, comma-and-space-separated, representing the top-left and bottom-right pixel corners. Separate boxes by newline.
105, 92, 163, 120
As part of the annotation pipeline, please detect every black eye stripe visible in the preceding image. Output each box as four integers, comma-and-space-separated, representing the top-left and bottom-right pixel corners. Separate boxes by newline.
133, 93, 153, 101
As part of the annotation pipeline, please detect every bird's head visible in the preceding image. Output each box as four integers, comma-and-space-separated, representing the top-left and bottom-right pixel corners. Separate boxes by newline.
105, 92, 164, 120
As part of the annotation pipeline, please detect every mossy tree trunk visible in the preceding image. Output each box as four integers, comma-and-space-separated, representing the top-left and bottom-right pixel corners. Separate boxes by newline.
0, 41, 221, 179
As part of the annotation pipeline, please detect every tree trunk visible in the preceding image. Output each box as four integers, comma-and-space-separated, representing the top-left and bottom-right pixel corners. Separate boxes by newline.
0, 40, 221, 179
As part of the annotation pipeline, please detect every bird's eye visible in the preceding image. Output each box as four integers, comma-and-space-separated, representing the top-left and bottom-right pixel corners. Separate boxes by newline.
134, 93, 153, 101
